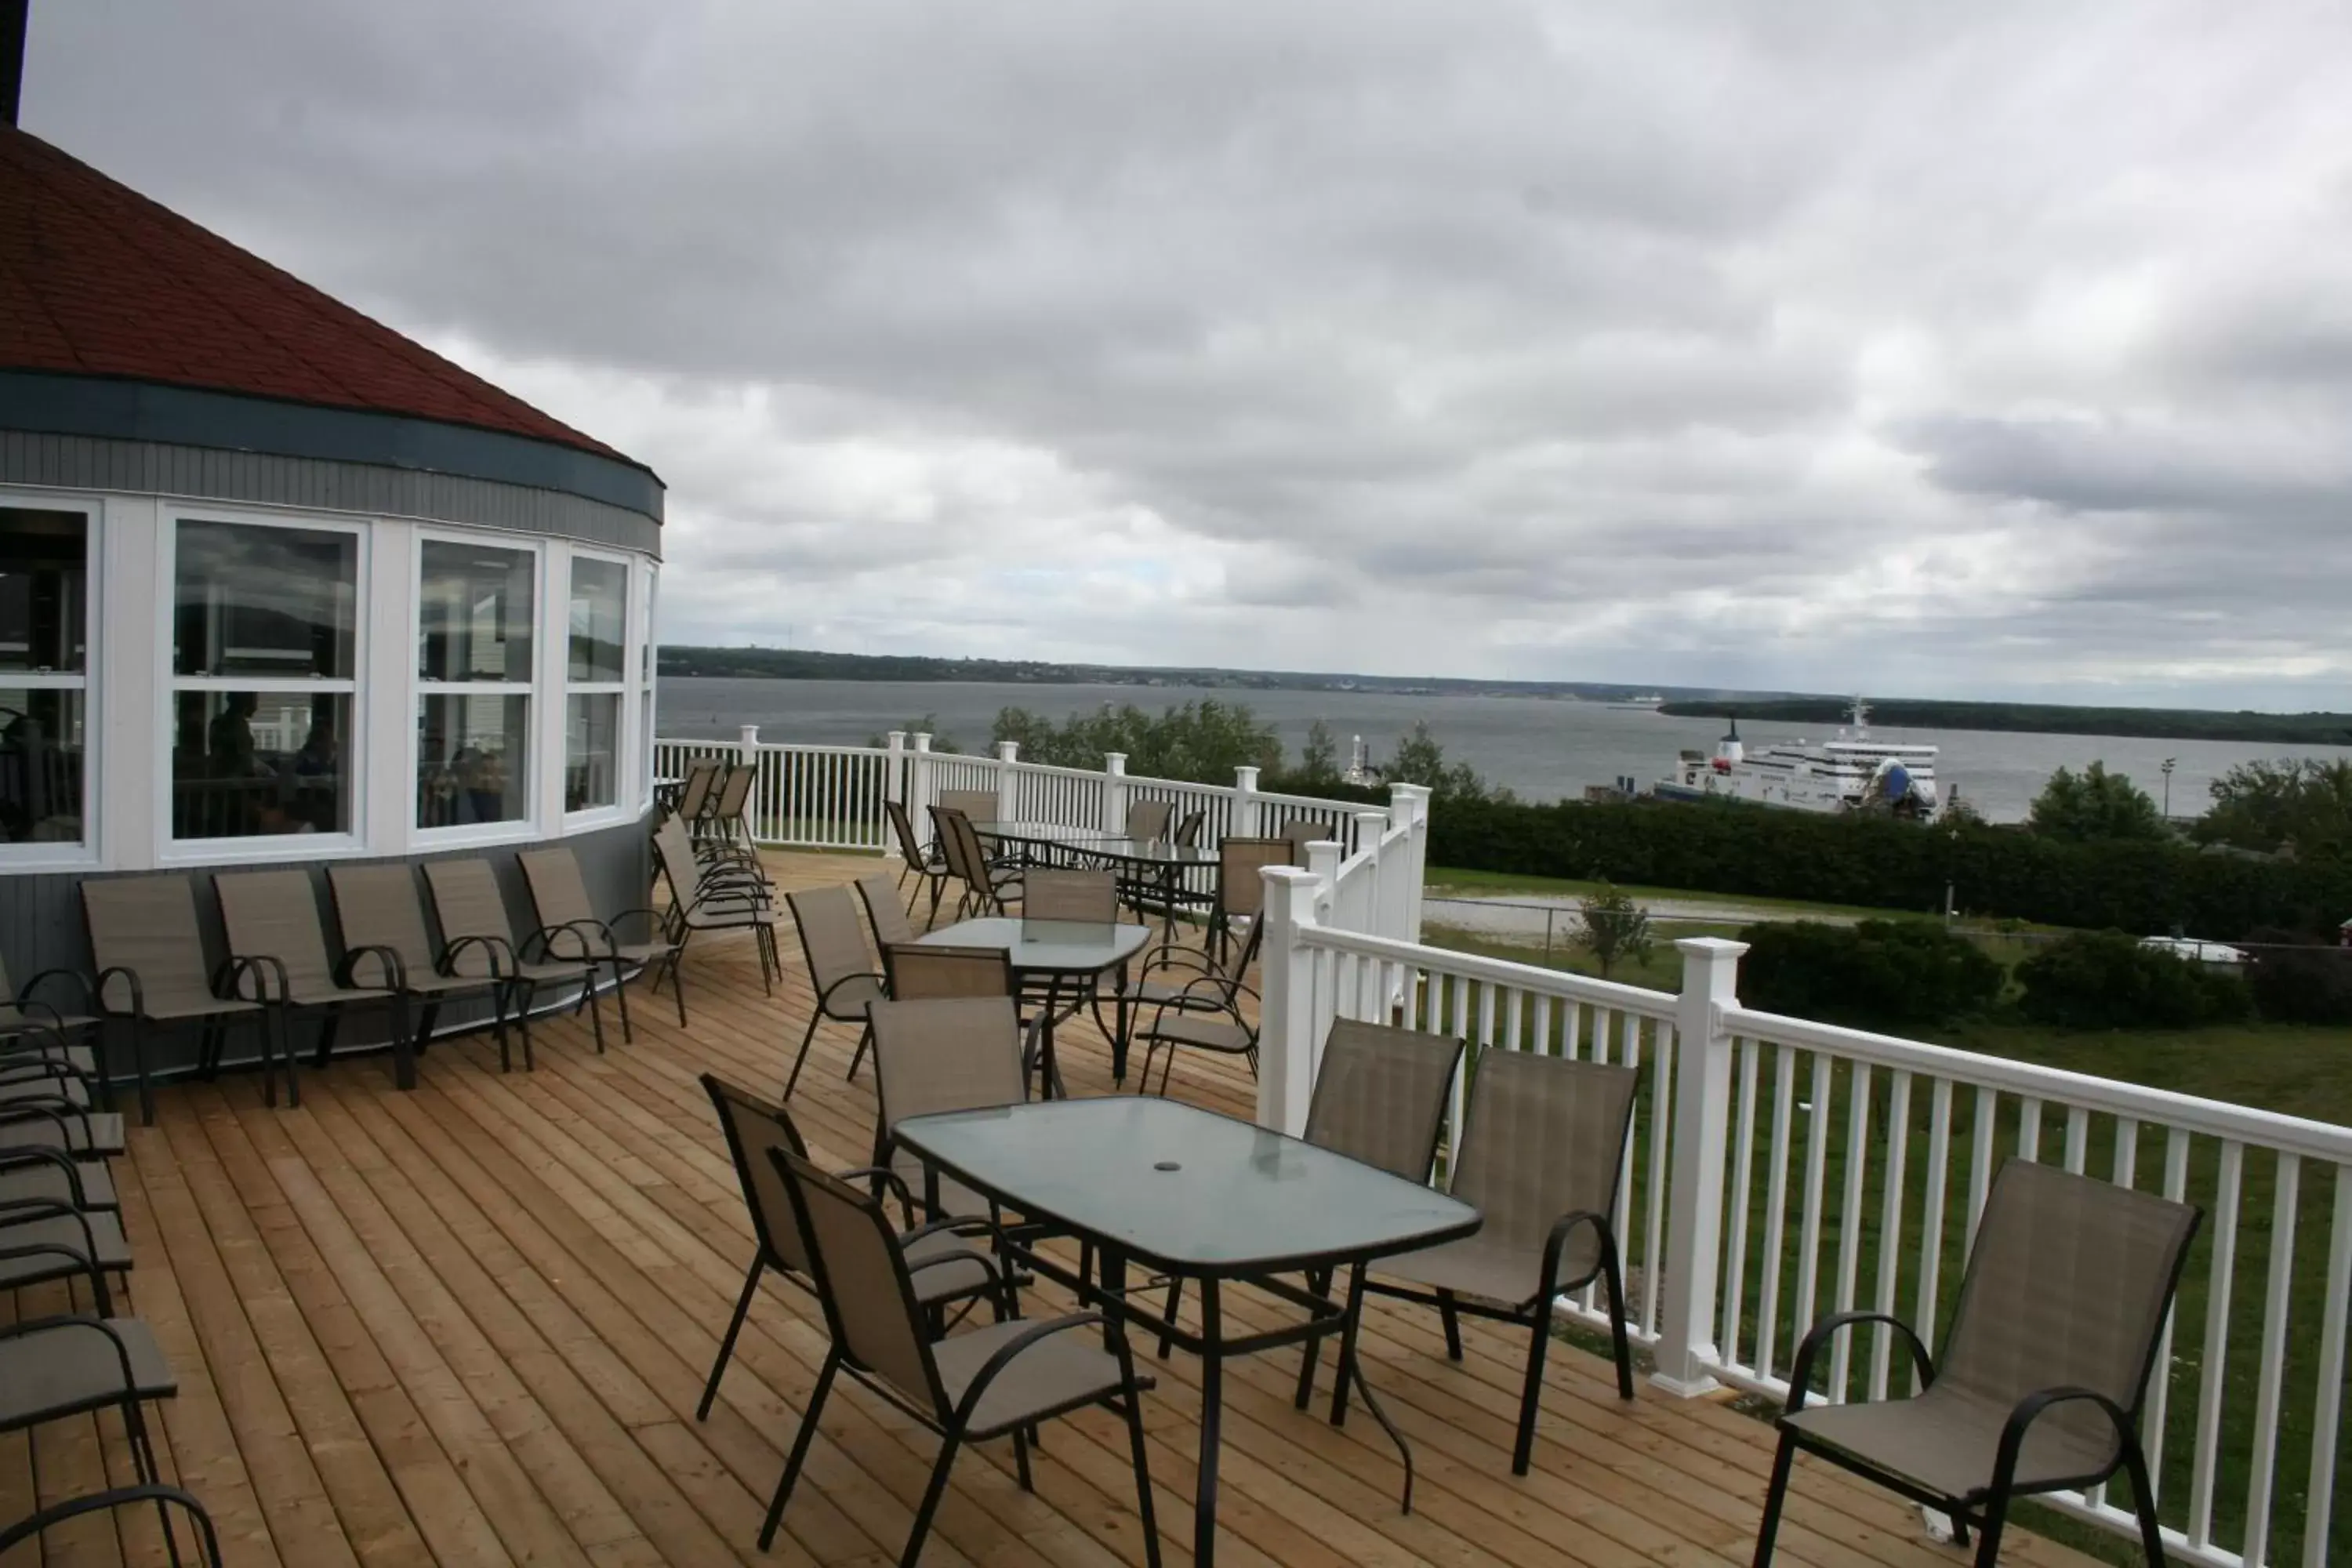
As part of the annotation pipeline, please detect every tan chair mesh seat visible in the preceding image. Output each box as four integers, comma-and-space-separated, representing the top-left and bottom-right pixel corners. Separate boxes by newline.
933, 789, 1000, 824
1207, 836, 1292, 960
782, 885, 886, 1098
1755, 1159, 2203, 1568
761, 1151, 1160, 1565
932, 808, 1020, 920
695, 1073, 1001, 1421
698, 762, 757, 853
216, 869, 412, 1088
1124, 799, 1173, 841
423, 858, 604, 1069
520, 847, 687, 1040
673, 757, 721, 825
652, 815, 780, 993
884, 944, 1014, 1001
1019, 869, 1119, 927
854, 870, 920, 952
82, 874, 281, 1121
1172, 809, 1207, 848
1280, 818, 1334, 858
1369, 1047, 1640, 1475
1129, 912, 1265, 1094
866, 996, 1029, 1220
327, 863, 515, 1070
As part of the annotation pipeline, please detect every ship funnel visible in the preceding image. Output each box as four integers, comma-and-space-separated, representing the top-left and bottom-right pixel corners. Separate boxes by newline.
1714, 714, 1744, 769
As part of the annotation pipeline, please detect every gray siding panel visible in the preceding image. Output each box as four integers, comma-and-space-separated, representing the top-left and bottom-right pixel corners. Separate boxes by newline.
0, 430, 662, 557
0, 816, 655, 1083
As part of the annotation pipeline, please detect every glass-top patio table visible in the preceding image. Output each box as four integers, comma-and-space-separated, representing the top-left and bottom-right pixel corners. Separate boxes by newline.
971, 821, 1220, 938
895, 1096, 1481, 1568
909, 916, 1151, 1097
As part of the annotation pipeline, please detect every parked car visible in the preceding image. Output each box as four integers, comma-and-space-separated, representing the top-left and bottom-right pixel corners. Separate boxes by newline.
2140, 935, 2248, 967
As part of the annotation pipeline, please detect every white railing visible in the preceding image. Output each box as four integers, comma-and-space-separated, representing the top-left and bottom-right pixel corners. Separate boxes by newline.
652, 728, 1426, 943
1252, 904, 2352, 1568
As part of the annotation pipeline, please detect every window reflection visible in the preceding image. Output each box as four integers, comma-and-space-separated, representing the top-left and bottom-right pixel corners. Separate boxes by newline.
421, 543, 534, 681
568, 557, 627, 683
566, 692, 620, 811
418, 694, 531, 826
1, 507, 89, 848
173, 521, 355, 677
0, 688, 85, 844
169, 691, 351, 837
0, 509, 87, 673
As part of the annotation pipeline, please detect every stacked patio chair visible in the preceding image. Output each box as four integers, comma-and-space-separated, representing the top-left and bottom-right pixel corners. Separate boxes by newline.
866, 996, 1033, 1219
695, 1073, 1007, 1421
0, 953, 104, 1070
782, 884, 886, 1098
931, 806, 1021, 920
521, 845, 688, 1040
884, 797, 953, 920
670, 756, 723, 826
652, 813, 781, 993
2, 1486, 226, 1566
764, 1150, 1161, 1565
423, 858, 606, 1066
1751, 1159, 2201, 1568
82, 873, 288, 1120
0, 1317, 182, 1550
216, 869, 413, 1089
327, 863, 518, 1075
1367, 1046, 1639, 1475
693, 760, 760, 862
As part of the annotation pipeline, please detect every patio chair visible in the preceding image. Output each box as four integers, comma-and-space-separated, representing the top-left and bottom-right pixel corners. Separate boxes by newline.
0, 1486, 225, 1566
1205, 836, 1294, 963
1020, 867, 1119, 926
1124, 799, 1173, 841
866, 996, 1031, 1218
884, 943, 1017, 1002
1367, 1046, 1639, 1475
1128, 914, 1265, 1094
855, 869, 921, 953
653, 814, 781, 992
764, 1150, 1161, 1565
695, 1073, 1007, 1421
0, 1142, 118, 1213
782, 885, 885, 1098
423, 858, 604, 1066
697, 760, 759, 858
0, 1173, 132, 1314
82, 873, 284, 1122
884, 798, 953, 920
520, 846, 687, 1040
326, 863, 517, 1073
672, 756, 722, 826
0, 1315, 177, 1507
216, 869, 412, 1088
0, 953, 104, 1074
934, 788, 1000, 825
930, 806, 1021, 919
1172, 809, 1206, 848
1280, 817, 1334, 859
1751, 1159, 2201, 1568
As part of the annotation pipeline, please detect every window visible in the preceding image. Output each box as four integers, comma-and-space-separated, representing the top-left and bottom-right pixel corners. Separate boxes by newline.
564, 555, 628, 814
640, 564, 659, 806
418, 540, 535, 829
0, 507, 91, 848
169, 519, 358, 840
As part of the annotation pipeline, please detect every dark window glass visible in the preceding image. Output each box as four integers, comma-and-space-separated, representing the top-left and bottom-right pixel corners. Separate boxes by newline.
169, 691, 352, 838
173, 521, 356, 678
421, 543, 533, 682
0, 509, 88, 673
0, 687, 85, 844
566, 692, 621, 811
568, 557, 627, 682
418, 694, 531, 826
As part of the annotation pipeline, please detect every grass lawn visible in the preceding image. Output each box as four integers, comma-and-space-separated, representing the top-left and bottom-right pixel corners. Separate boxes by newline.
1425, 864, 1933, 920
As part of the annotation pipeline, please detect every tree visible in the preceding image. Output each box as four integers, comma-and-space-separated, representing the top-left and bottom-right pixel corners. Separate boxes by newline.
990, 699, 1282, 784
1384, 720, 1509, 804
2027, 761, 2167, 844
864, 714, 960, 753
1573, 883, 1652, 980
2194, 757, 2352, 857
1297, 720, 1341, 787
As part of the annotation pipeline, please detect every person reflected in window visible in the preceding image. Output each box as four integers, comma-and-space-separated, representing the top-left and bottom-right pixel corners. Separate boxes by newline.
294, 720, 339, 831
208, 691, 260, 777
452, 746, 508, 824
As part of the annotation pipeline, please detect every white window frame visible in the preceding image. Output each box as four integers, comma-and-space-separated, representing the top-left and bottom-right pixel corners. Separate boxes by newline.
158, 505, 368, 866
412, 527, 547, 849
637, 561, 659, 813
561, 546, 634, 829
0, 491, 101, 870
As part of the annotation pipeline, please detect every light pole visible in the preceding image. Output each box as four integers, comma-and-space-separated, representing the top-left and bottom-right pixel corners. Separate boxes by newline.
2161, 757, 2176, 819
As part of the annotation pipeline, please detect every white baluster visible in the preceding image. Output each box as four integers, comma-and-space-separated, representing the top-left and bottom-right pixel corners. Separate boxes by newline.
994, 739, 1019, 825
1232, 764, 1261, 836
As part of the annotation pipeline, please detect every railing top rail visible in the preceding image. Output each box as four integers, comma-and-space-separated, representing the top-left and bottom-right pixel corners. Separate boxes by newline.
1295, 920, 1682, 1019
1120, 771, 1239, 796
747, 742, 891, 759
1254, 788, 1381, 812
1006, 759, 1112, 782
1726, 1004, 2352, 1165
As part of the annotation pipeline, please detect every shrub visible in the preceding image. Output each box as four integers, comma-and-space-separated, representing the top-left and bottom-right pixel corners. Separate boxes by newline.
2014, 931, 2250, 1029
2241, 928, 2352, 1025
1737, 920, 2004, 1032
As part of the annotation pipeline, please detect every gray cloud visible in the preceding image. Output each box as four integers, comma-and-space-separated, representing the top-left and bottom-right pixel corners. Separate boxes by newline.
24, 0, 2352, 704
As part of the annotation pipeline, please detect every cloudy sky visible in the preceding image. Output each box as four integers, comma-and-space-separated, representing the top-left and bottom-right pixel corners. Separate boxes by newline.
25, 1, 2352, 706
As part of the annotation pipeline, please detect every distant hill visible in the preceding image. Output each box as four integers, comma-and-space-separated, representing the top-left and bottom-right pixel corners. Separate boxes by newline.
1657, 697, 2352, 747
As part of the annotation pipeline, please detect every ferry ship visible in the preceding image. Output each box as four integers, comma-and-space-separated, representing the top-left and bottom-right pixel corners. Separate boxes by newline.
1653, 700, 1944, 821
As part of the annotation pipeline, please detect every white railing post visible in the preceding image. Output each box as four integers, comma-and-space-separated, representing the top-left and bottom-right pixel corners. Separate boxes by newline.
910, 733, 936, 848
994, 740, 1020, 825
736, 724, 764, 838
738, 723, 760, 764
1392, 783, 1431, 939
884, 731, 906, 808
1102, 752, 1129, 836
1304, 840, 1341, 909
1652, 936, 1749, 1396
1254, 866, 1323, 1137
1233, 765, 1262, 837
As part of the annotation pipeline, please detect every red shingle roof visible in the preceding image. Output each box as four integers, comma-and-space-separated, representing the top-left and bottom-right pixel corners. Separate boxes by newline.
0, 126, 643, 470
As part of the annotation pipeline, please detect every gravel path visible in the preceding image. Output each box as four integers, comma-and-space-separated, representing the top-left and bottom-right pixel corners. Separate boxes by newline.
1421, 891, 1862, 943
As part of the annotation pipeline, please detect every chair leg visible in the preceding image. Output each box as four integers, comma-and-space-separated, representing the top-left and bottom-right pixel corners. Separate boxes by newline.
1599, 1237, 1634, 1400
583, 977, 608, 1054
668, 953, 689, 1028
312, 1008, 343, 1069
1156, 1276, 1182, 1360
1751, 1428, 1798, 1568
278, 1001, 299, 1109
1512, 1305, 1555, 1475
1438, 1290, 1464, 1360
900, 1428, 964, 1568
699, 1259, 764, 1421
844, 1018, 874, 1083
1122, 1377, 1164, 1568
516, 983, 538, 1071
782, 1013, 822, 1100
1326, 1264, 1367, 1426
1970, 1486, 2011, 1568
612, 962, 636, 1044
391, 993, 418, 1091
760, 1348, 838, 1552
1011, 1427, 1034, 1492
2119, 1436, 2166, 1568
1293, 1265, 1333, 1409
130, 1017, 155, 1127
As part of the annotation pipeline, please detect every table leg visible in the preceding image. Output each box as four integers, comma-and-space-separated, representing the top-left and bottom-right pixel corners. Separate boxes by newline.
1110, 962, 1132, 1085
1194, 1277, 1223, 1566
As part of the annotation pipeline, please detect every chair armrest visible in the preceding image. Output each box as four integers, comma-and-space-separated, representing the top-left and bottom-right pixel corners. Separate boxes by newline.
438, 935, 515, 981
1785, 1311, 1936, 1414
949, 1312, 1109, 1426
0, 1146, 91, 1205
831, 1163, 916, 1214
0, 1486, 223, 1563
93, 966, 145, 1018
222, 954, 290, 1004
534, 918, 619, 962
0, 1054, 90, 1089
0, 1314, 142, 1397
603, 906, 673, 944
1984, 1386, 2140, 1502
814, 971, 887, 1018
336, 944, 408, 991
16, 967, 98, 1015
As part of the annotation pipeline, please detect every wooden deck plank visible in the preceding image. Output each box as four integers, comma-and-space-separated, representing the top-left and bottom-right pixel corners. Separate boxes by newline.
0, 849, 2121, 1568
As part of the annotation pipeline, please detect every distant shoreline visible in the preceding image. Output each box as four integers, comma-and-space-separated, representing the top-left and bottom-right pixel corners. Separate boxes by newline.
656, 646, 2352, 747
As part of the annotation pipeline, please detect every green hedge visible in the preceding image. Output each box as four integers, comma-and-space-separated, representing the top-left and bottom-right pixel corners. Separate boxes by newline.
1738, 920, 2004, 1031
1427, 798, 2352, 937
2015, 931, 2252, 1029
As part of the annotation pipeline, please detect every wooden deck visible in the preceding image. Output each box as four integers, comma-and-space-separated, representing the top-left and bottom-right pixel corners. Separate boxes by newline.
2, 851, 2111, 1568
